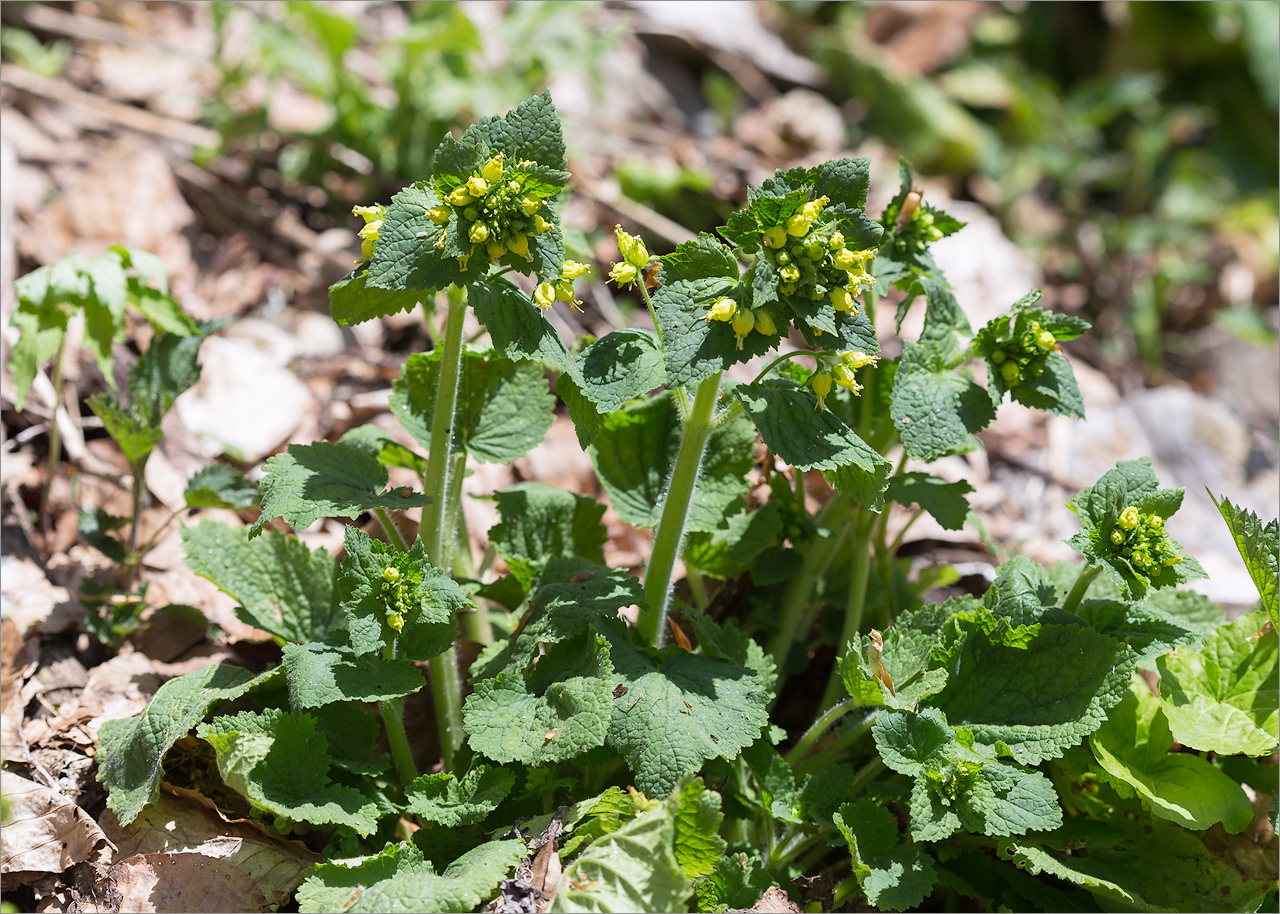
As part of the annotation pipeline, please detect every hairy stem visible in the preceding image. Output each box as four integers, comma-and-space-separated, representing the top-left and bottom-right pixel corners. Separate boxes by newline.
379, 694, 418, 786
39, 335, 67, 550
374, 507, 408, 552
784, 699, 856, 768
793, 711, 877, 778
1061, 562, 1102, 615
639, 372, 722, 647
818, 514, 875, 710
427, 648, 465, 772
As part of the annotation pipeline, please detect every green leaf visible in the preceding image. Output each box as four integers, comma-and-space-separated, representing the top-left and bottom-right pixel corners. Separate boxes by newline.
983, 556, 1058, 626
96, 664, 260, 826
650, 235, 752, 388
890, 343, 995, 462
872, 708, 1063, 842
249, 441, 432, 535
839, 625, 950, 712
734, 380, 891, 510
391, 347, 555, 464
129, 328, 207, 426
833, 799, 937, 912
931, 617, 1135, 764
78, 508, 128, 564
797, 763, 856, 829
1090, 678, 1253, 832
550, 789, 693, 913
604, 622, 770, 799
338, 525, 465, 661
129, 285, 200, 337
467, 90, 567, 172
742, 740, 802, 824
694, 851, 775, 914
366, 182, 461, 294
1157, 609, 1278, 756
464, 628, 615, 766
974, 296, 1089, 419
998, 818, 1273, 913
184, 463, 260, 510
338, 424, 427, 475
1210, 491, 1279, 626
575, 328, 666, 413
87, 393, 163, 466
181, 521, 342, 643
8, 307, 68, 410
488, 483, 607, 588
82, 251, 128, 378
405, 764, 516, 827
1073, 597, 1202, 667
329, 266, 423, 326
470, 278, 575, 375
587, 392, 756, 532
884, 473, 973, 531
298, 839, 526, 913
518, 559, 647, 646
281, 642, 424, 709
199, 708, 382, 835
671, 777, 725, 880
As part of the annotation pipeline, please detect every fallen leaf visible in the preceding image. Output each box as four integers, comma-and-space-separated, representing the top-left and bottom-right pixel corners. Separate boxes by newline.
109, 852, 270, 913
0, 771, 114, 883
747, 885, 801, 913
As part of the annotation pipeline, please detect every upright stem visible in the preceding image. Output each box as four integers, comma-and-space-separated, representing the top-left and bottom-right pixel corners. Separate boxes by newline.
785, 699, 855, 767
639, 372, 722, 648
39, 336, 67, 547
374, 507, 408, 552
818, 514, 874, 711
793, 711, 877, 778
1061, 563, 1102, 615
381, 645, 418, 787
421, 288, 469, 773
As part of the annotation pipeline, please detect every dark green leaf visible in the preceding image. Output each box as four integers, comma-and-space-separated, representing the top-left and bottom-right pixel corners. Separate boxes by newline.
884, 472, 973, 531
329, 267, 423, 326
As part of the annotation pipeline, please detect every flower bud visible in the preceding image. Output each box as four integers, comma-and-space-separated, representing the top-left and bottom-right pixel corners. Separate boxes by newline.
1110, 529, 1125, 545
1036, 330, 1057, 351
358, 221, 381, 260
383, 566, 400, 583
534, 282, 556, 310
775, 250, 791, 266
780, 282, 797, 297
833, 249, 858, 271
763, 225, 788, 249
426, 206, 451, 226
609, 262, 639, 285
1149, 515, 1164, 531
829, 287, 854, 313
785, 212, 813, 237
779, 265, 801, 284
1118, 506, 1140, 530
467, 175, 489, 197
801, 196, 830, 220
353, 203, 385, 223
1000, 361, 1021, 384
555, 281, 575, 303
481, 155, 504, 183
445, 186, 472, 206
732, 309, 755, 349
804, 241, 825, 261
811, 370, 833, 408
560, 261, 591, 280
507, 234, 530, 259
1163, 554, 1182, 566
753, 310, 777, 336
469, 222, 490, 244
387, 612, 405, 633
705, 298, 737, 322
828, 231, 845, 251
534, 214, 555, 234
521, 195, 543, 216
991, 349, 1006, 364
463, 206, 480, 221
486, 241, 506, 258
615, 226, 649, 268
841, 350, 879, 370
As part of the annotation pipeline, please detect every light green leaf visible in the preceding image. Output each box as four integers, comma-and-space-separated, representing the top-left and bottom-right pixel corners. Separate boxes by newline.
365, 182, 462, 295
742, 740, 802, 824
181, 521, 342, 643
1157, 609, 1278, 756
8, 307, 68, 410
249, 441, 432, 535
1073, 597, 1202, 667
391, 347, 555, 464
1210, 490, 1278, 626
833, 799, 937, 912
872, 708, 1062, 842
576, 328, 666, 413
199, 708, 381, 835
694, 851, 776, 914
1090, 679, 1252, 832
488, 483, 607, 588
184, 463, 260, 510
734, 380, 891, 510
671, 777, 725, 880
87, 393, 163, 466
96, 664, 261, 826
884, 472, 973, 531
405, 764, 516, 827
281, 642, 424, 709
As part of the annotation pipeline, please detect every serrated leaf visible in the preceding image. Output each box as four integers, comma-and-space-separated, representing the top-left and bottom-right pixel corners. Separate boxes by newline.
604, 622, 770, 799
872, 708, 1062, 842
366, 182, 460, 294
128, 327, 207, 426
1156, 609, 1278, 756
694, 851, 776, 914
184, 462, 260, 510
339, 424, 427, 475
199, 708, 382, 835
518, 559, 646, 646
87, 392, 163, 466
671, 777, 725, 880
281, 642, 424, 710
1073, 597, 1202, 667
78, 508, 128, 563
469, 278, 575, 375
742, 740, 803, 824
734, 381, 890, 510
1090, 679, 1253, 832
576, 328, 666, 413
983, 556, 1057, 626
890, 343, 995, 462
550, 791, 693, 913
96, 664, 261, 826
249, 441, 432, 535
329, 266, 424, 325
1210, 491, 1279, 625
182, 521, 342, 643
811, 157, 872, 211
338, 525, 465, 661
931, 618, 1135, 764
797, 763, 855, 829
391, 347, 555, 463
488, 483, 607, 588
885, 472, 973, 531
998, 818, 1273, 913
833, 799, 937, 912
405, 764, 516, 827
587, 391, 755, 532
298, 838, 525, 913
464, 628, 614, 766
468, 90, 566, 171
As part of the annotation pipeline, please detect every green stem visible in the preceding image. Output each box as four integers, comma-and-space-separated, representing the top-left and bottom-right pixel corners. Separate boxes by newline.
849, 755, 887, 795
39, 335, 67, 547
639, 372, 722, 648
793, 711, 876, 777
427, 648, 465, 772
785, 699, 855, 768
818, 514, 874, 710
685, 564, 708, 611
442, 451, 468, 572
374, 507, 408, 552
1061, 563, 1102, 615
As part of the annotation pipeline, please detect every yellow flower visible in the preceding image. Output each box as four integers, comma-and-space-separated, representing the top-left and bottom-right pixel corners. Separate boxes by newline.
534, 282, 556, 310
831, 364, 863, 394
841, 350, 879, 370
481, 154, 504, 183
609, 262, 639, 285
830, 287, 854, 313
705, 297, 737, 322
469, 222, 490, 244
753, 310, 777, 336
561, 261, 591, 280
467, 175, 489, 197
1118, 506, 1140, 530
763, 225, 788, 249
426, 206, 451, 226
521, 195, 543, 216
357, 220, 381, 260
732, 310, 755, 350
811, 370, 833, 409
615, 225, 649, 268
486, 241, 505, 259
1000, 361, 1021, 384
445, 186, 472, 206
507, 234, 530, 259
534, 214, 555, 234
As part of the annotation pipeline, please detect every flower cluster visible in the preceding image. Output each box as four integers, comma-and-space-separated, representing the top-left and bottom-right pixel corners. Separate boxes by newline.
353, 204, 386, 262
704, 297, 778, 350
427, 154, 556, 271
759, 197, 875, 315
987, 317, 1059, 387
1109, 506, 1183, 578
534, 261, 591, 311
608, 226, 650, 287
381, 564, 412, 633
810, 350, 879, 409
